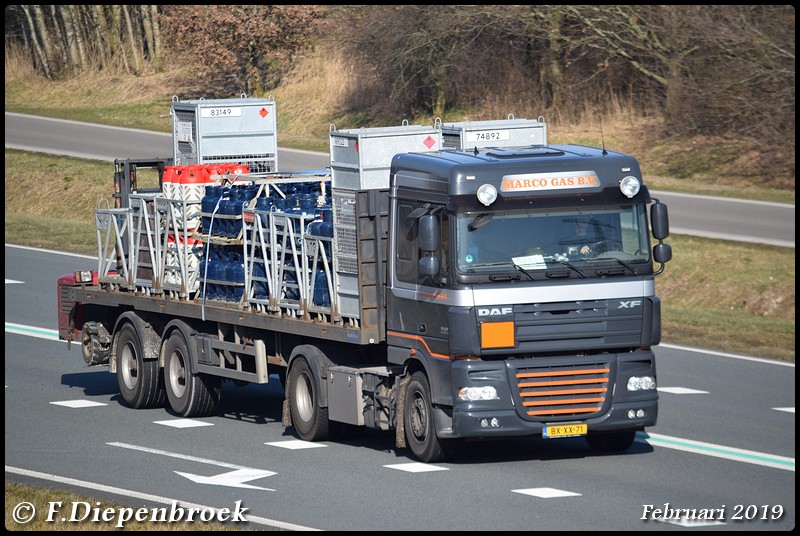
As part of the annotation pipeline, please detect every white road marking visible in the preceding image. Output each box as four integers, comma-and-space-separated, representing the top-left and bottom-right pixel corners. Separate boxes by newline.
175, 468, 276, 491
636, 432, 794, 471
108, 442, 254, 470
5, 322, 60, 341
50, 400, 107, 408
107, 442, 277, 491
265, 440, 328, 450
383, 462, 448, 473
512, 487, 581, 498
657, 387, 709, 394
658, 342, 795, 367
154, 419, 214, 428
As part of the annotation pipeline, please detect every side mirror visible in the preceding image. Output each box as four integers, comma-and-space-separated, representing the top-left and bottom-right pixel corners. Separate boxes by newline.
419, 256, 440, 277
653, 242, 672, 264
651, 202, 669, 240
419, 214, 440, 252
652, 242, 672, 275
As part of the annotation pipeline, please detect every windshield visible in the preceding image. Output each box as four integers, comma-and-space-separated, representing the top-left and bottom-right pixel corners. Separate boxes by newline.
455, 206, 651, 273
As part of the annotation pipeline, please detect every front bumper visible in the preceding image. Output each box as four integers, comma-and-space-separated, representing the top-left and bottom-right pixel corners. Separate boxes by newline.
438, 349, 658, 439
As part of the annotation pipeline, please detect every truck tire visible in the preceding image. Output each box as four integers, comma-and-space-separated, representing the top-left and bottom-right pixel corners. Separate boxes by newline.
287, 357, 330, 441
163, 329, 220, 417
586, 429, 637, 453
116, 323, 165, 409
404, 371, 451, 463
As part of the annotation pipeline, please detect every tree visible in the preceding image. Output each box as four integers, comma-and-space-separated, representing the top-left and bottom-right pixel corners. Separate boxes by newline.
158, 5, 323, 96
6, 5, 164, 78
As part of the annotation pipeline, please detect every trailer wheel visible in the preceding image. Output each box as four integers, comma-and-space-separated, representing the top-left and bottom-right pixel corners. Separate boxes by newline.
163, 329, 220, 417
116, 323, 164, 409
586, 430, 637, 453
287, 357, 330, 441
404, 371, 450, 463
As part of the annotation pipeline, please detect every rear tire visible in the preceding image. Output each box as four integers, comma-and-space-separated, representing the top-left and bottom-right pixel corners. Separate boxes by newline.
586, 430, 637, 453
163, 329, 220, 417
116, 323, 165, 409
404, 371, 451, 463
288, 357, 330, 441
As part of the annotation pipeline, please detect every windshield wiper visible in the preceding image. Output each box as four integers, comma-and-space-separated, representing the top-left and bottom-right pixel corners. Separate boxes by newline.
550, 260, 586, 278
467, 261, 515, 269
512, 263, 535, 281
464, 261, 530, 281
592, 257, 636, 275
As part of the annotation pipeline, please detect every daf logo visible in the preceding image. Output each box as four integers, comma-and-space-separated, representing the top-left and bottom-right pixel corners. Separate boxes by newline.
618, 300, 642, 309
478, 307, 513, 316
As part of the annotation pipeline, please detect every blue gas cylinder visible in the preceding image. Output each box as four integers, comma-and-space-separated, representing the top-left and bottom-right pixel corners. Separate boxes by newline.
313, 270, 330, 307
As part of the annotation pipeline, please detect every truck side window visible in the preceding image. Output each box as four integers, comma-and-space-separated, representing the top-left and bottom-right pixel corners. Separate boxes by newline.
395, 201, 448, 285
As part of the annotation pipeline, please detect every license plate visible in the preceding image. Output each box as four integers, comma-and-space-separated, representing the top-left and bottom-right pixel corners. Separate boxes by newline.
543, 424, 588, 438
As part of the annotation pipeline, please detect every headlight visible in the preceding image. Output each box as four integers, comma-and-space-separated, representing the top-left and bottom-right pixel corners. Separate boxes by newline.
619, 176, 640, 198
74, 270, 93, 284
627, 376, 656, 391
477, 184, 498, 206
458, 385, 498, 401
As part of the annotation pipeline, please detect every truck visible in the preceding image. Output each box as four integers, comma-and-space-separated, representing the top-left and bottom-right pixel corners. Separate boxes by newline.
57, 99, 672, 463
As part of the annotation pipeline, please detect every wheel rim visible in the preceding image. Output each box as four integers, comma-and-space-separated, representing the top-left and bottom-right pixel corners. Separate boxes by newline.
295, 370, 314, 422
409, 392, 427, 440
120, 342, 138, 390
168, 349, 187, 398
81, 330, 93, 364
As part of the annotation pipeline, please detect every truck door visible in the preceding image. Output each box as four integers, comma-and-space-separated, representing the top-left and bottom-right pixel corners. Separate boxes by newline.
387, 199, 450, 356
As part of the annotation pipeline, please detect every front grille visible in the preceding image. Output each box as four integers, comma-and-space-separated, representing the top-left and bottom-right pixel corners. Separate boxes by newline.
60, 285, 74, 315
501, 300, 644, 354
514, 362, 610, 419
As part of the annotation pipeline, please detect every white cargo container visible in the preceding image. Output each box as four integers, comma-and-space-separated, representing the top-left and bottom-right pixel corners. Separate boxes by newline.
329, 123, 441, 190
171, 95, 278, 173
436, 115, 547, 151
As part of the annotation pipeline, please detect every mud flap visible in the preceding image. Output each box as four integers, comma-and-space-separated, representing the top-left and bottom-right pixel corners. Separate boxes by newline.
395, 374, 409, 449
282, 398, 292, 427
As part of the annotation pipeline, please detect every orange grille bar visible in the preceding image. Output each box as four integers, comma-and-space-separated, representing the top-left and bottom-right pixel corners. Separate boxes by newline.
519, 378, 607, 388
520, 387, 607, 397
527, 407, 601, 416
516, 367, 609, 379
523, 397, 605, 407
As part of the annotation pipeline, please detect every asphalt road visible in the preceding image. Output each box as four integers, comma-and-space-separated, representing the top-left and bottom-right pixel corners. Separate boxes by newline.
5, 111, 795, 249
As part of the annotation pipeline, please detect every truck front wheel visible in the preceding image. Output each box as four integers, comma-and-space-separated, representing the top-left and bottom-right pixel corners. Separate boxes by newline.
404, 371, 451, 463
163, 330, 220, 417
116, 323, 164, 409
288, 357, 330, 441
